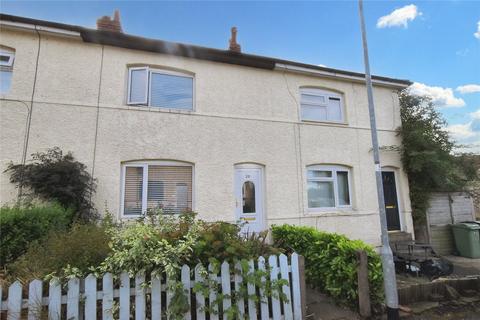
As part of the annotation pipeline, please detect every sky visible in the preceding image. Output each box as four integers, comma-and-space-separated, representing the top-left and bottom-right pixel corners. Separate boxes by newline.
1, 1, 479, 153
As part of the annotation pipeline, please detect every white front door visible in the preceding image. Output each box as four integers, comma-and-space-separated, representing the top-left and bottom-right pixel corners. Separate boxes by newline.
234, 167, 265, 234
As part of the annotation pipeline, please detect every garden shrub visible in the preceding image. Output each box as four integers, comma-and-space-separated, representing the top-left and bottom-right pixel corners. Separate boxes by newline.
7, 222, 111, 284
271, 224, 383, 310
5, 147, 97, 221
0, 203, 72, 267
193, 221, 281, 264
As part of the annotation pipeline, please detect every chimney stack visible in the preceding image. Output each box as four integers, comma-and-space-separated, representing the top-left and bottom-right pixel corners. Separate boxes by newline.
229, 27, 241, 53
96, 10, 123, 33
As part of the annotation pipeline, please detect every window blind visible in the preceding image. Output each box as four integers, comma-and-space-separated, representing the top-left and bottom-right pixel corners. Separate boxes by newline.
150, 72, 193, 110
124, 166, 144, 215
146, 165, 192, 214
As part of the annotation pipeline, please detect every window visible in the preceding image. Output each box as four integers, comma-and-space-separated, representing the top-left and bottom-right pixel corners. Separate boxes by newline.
307, 165, 351, 210
127, 67, 194, 110
300, 88, 344, 123
0, 50, 15, 95
122, 161, 193, 216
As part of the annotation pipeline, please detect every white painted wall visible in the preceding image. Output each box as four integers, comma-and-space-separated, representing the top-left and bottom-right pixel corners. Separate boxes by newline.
0, 27, 413, 245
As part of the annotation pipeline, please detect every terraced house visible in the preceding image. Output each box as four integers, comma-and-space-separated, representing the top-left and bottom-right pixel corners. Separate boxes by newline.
0, 12, 414, 245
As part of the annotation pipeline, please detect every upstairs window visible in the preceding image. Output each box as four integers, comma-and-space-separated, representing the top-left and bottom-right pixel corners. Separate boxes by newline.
0, 50, 15, 95
300, 88, 344, 123
127, 67, 194, 110
307, 165, 351, 210
122, 161, 193, 216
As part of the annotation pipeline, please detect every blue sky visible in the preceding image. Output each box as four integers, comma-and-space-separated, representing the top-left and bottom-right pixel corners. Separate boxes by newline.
1, 1, 479, 152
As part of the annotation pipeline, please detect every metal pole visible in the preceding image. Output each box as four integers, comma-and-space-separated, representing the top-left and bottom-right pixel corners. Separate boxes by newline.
357, 1, 399, 318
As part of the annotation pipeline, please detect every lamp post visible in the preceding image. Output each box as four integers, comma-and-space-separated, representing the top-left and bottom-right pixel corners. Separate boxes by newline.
357, 1, 399, 318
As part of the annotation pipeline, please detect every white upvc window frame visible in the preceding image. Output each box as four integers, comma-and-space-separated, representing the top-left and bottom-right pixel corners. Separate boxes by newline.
300, 88, 345, 123
127, 67, 149, 105
0, 51, 15, 67
127, 66, 195, 111
120, 160, 194, 218
306, 164, 352, 212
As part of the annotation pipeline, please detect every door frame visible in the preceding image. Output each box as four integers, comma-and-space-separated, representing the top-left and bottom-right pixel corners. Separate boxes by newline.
234, 163, 266, 232
382, 167, 404, 232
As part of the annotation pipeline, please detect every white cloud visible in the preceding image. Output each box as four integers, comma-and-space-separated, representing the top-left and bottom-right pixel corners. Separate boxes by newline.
408, 82, 465, 108
447, 123, 476, 139
474, 21, 480, 39
376, 4, 422, 28
447, 108, 480, 154
456, 84, 480, 94
470, 109, 480, 120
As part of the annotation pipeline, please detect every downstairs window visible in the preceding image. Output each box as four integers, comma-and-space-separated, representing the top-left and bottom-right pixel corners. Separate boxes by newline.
122, 161, 193, 216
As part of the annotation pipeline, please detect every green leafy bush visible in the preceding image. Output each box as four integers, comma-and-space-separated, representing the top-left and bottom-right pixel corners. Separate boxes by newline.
7, 223, 111, 284
193, 221, 281, 264
5, 147, 97, 221
0, 203, 72, 267
271, 224, 383, 310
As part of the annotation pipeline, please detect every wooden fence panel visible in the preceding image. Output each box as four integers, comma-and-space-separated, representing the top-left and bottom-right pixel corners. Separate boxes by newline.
135, 272, 146, 320
194, 264, 206, 320
258, 256, 269, 320
66, 278, 80, 320
85, 274, 97, 320
0, 254, 304, 320
208, 263, 219, 320
279, 253, 293, 320
182, 265, 192, 320
119, 272, 130, 320
103, 273, 114, 320
247, 259, 257, 320
28, 279, 42, 320
48, 279, 61, 320
8, 281, 22, 320
234, 261, 245, 319
151, 275, 162, 320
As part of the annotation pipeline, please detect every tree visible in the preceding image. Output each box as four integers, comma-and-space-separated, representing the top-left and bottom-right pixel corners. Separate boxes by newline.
397, 91, 477, 222
5, 147, 97, 221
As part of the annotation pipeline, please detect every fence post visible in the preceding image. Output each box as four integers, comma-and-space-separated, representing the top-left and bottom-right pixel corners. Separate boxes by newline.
356, 250, 371, 318
298, 255, 307, 320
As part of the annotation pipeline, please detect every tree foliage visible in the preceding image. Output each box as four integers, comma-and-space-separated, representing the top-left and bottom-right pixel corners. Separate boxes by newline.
397, 91, 477, 221
5, 147, 97, 221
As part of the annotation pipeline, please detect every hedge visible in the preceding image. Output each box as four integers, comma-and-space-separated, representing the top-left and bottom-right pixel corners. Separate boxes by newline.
271, 224, 383, 309
0, 203, 72, 266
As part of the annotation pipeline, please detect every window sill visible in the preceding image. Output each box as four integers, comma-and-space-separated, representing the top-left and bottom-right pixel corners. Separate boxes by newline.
126, 104, 195, 114
305, 208, 355, 217
301, 119, 348, 126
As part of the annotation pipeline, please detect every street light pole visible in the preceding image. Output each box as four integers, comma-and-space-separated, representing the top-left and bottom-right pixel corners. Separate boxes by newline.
357, 1, 399, 319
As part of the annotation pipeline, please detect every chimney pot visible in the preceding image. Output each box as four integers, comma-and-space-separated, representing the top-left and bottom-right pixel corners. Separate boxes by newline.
96, 10, 123, 33
229, 27, 241, 53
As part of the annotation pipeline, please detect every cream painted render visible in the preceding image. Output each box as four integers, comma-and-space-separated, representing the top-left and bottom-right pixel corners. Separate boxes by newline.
0, 25, 413, 246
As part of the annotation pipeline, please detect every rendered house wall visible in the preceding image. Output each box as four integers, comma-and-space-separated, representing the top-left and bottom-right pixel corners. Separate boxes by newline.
0, 27, 413, 245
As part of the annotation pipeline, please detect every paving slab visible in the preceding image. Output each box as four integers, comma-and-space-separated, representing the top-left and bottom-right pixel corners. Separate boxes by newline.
443, 255, 480, 276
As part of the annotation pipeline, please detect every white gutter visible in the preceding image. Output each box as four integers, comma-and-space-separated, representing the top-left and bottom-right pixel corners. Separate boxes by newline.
275, 63, 410, 89
0, 20, 81, 37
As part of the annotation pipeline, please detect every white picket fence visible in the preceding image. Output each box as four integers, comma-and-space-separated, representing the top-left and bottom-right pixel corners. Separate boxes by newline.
0, 253, 305, 320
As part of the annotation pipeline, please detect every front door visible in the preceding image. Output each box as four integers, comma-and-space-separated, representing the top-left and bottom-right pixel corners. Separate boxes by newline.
234, 167, 265, 234
382, 171, 401, 231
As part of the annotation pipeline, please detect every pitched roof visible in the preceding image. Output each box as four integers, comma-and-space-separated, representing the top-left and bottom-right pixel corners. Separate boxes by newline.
0, 13, 411, 87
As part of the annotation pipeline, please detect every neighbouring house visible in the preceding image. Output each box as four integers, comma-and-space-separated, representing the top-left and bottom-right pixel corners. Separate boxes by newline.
0, 12, 414, 245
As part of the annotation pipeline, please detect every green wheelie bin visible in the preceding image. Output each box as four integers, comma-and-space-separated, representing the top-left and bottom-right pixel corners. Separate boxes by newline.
451, 222, 480, 258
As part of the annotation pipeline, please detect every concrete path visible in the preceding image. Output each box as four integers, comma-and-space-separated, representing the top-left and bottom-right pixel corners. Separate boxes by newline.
443, 255, 480, 276
305, 288, 360, 320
